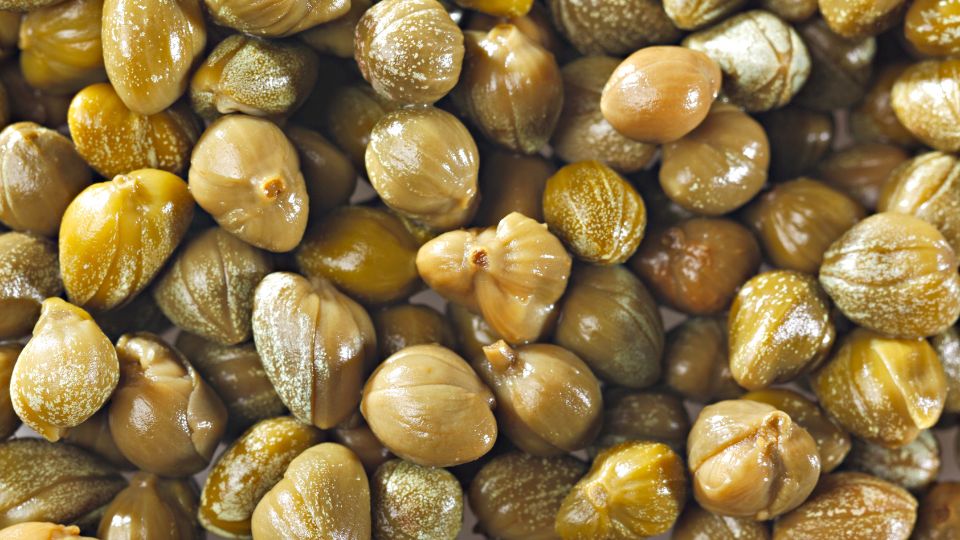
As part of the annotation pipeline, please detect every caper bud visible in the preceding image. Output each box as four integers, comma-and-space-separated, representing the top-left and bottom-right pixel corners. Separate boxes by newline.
454, 24, 562, 155
556, 441, 687, 538
98, 473, 201, 540
102, 0, 204, 115
759, 0, 815, 22
543, 161, 646, 264
932, 326, 960, 414
0, 64, 70, 127
812, 328, 947, 448
299, 0, 371, 58
555, 264, 663, 388
600, 46, 721, 144
62, 409, 132, 470
67, 83, 200, 179
551, 56, 657, 173
285, 125, 356, 218
819, 212, 960, 339
674, 504, 770, 540
12, 298, 118, 441
372, 459, 464, 540
175, 332, 286, 436
630, 217, 761, 315
417, 212, 571, 345
793, 17, 876, 111
109, 332, 228, 476
200, 416, 324, 538
92, 292, 170, 341
663, 0, 748, 30
547, 0, 681, 55
819, 0, 906, 38
332, 412, 393, 475
0, 438, 126, 528
915, 482, 960, 540
355, 0, 464, 105
474, 150, 552, 226
759, 106, 833, 181
204, 0, 348, 37
59, 169, 194, 311
891, 59, 960, 153
688, 400, 820, 520
373, 304, 457, 359
361, 344, 497, 467
845, 430, 940, 492
465, 3, 561, 54
0, 344, 20, 440
741, 388, 850, 473
817, 142, 909, 211
0, 122, 92, 237
447, 302, 502, 366
190, 35, 318, 121
590, 389, 690, 456
296, 206, 420, 305
323, 82, 399, 167
456, 0, 531, 16
683, 10, 811, 112
660, 103, 769, 215
366, 106, 479, 231
773, 472, 917, 539
252, 272, 376, 429
18, 0, 106, 95
665, 316, 743, 402
878, 151, 960, 254
189, 115, 308, 252
851, 63, 918, 148
905, 0, 960, 57
0, 232, 61, 339
0, 523, 96, 540
251, 443, 371, 539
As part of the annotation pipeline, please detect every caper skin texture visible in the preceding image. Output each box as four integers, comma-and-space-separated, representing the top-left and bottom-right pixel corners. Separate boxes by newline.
543, 161, 646, 264
204, 0, 348, 37
251, 443, 371, 540
0, 122, 92, 237
630, 218, 761, 315
664, 0, 748, 30
556, 441, 686, 539
688, 400, 820, 520
878, 152, 960, 254
812, 328, 947, 448
470, 452, 586, 540
819, 0, 906, 38
361, 345, 497, 467
891, 60, 960, 153
547, 0, 681, 55
0, 345, 19, 440
12, 298, 118, 442
0, 438, 126, 529
372, 460, 464, 540
18, 0, 106, 96
0, 232, 61, 339
600, 46, 721, 144
97, 473, 201, 540
199, 417, 324, 538
555, 264, 663, 388
665, 316, 743, 402
729, 271, 835, 389
760, 107, 833, 181
819, 212, 960, 339
59, 169, 194, 311
818, 142, 909, 211
0, 523, 96, 540
905, 0, 960, 57
673, 504, 770, 540
773, 472, 917, 540
793, 17, 876, 111
915, 482, 960, 540
845, 430, 940, 492
590, 389, 690, 456
851, 64, 918, 148
355, 0, 464, 105
474, 150, 552, 226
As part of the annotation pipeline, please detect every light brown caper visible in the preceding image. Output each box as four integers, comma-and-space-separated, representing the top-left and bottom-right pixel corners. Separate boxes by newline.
878, 151, 960, 254
474, 150, 552, 226
819, 0, 906, 38
204, 0, 348, 37
0, 232, 61, 339
817, 142, 909, 211
372, 459, 464, 540
891, 59, 960, 153
18, 0, 106, 95
98, 473, 201, 540
0, 523, 96, 540
665, 316, 743, 402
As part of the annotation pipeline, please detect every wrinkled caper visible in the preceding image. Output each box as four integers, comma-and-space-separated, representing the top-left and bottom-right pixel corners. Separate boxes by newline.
372, 459, 464, 540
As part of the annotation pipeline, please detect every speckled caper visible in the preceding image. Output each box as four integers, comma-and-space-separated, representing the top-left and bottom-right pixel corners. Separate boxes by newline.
372, 460, 464, 540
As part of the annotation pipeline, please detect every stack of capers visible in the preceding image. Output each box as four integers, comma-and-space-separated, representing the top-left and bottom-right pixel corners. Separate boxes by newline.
0, 0, 958, 538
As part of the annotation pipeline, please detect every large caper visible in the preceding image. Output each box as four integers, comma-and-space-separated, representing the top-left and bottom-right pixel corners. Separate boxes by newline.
878, 151, 960, 254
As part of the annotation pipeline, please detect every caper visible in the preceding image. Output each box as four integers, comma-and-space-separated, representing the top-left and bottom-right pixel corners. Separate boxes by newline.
372, 304, 457, 359
98, 473, 201, 540
845, 430, 940, 492
372, 460, 464, 540
0, 232, 61, 339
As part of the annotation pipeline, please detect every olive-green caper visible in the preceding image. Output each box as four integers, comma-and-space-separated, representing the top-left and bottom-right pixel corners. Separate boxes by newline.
300, 0, 371, 58
878, 151, 960, 254
18, 0, 105, 96
932, 326, 960, 414
590, 389, 689, 456
0, 345, 19, 441
332, 412, 393, 475
673, 504, 770, 540
817, 142, 909, 211
285, 125, 356, 219
555, 264, 663, 388
0, 232, 61, 340
372, 459, 464, 540
794, 17, 876, 111
474, 150, 552, 226
845, 430, 940, 492
98, 473, 201, 540
323, 82, 399, 168
665, 316, 743, 402
759, 107, 833, 181
547, 0, 681, 55
915, 482, 960, 540
373, 304, 457, 359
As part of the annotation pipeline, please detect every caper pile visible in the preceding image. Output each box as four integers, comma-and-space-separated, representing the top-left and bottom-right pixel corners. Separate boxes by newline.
0, 0, 958, 538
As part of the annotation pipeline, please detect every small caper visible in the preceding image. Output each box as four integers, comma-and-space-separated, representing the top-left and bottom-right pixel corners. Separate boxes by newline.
372, 460, 464, 540
98, 473, 201, 540
845, 430, 940, 492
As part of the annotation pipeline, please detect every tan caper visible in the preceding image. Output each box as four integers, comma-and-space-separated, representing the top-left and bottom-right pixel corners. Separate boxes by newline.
590, 389, 690, 456
109, 332, 228, 476
663, 0, 748, 30
373, 304, 457, 359
18, 0, 106, 95
819, 0, 906, 38
551, 56, 657, 173
62, 409, 132, 470
204, 0, 348, 37
915, 482, 960, 540
673, 504, 770, 540
555, 264, 663, 388
878, 151, 960, 254
817, 142, 909, 210
819, 212, 960, 339
372, 460, 464, 540
932, 326, 960, 414
416, 212, 571, 345
760, 107, 833, 181
660, 103, 769, 216
355, 0, 464, 105
0, 232, 61, 339
189, 115, 308, 252
812, 328, 947, 448
665, 316, 743, 402
773, 472, 917, 539
683, 10, 810, 112
12, 298, 117, 441
741, 388, 851, 473
891, 59, 960, 153
474, 150, 552, 226
190, 35, 318, 121
850, 63, 918, 147
252, 272, 376, 429
465, 3, 561, 54
300, 0, 371, 58
454, 24, 562, 154
688, 400, 820, 520
547, 0, 681, 55
0, 438, 126, 529
845, 430, 940, 492
361, 344, 497, 467
98, 473, 201, 540
366, 107, 479, 231
0, 345, 20, 441
793, 17, 876, 111
251, 443, 371, 540
0, 523, 96, 540
59, 169, 194, 311
285, 125, 356, 218
556, 441, 686, 538
199, 416, 324, 538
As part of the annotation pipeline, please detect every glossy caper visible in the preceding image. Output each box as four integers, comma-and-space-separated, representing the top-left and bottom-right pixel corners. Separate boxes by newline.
98, 473, 201, 540
372, 304, 457, 359
0, 232, 61, 339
